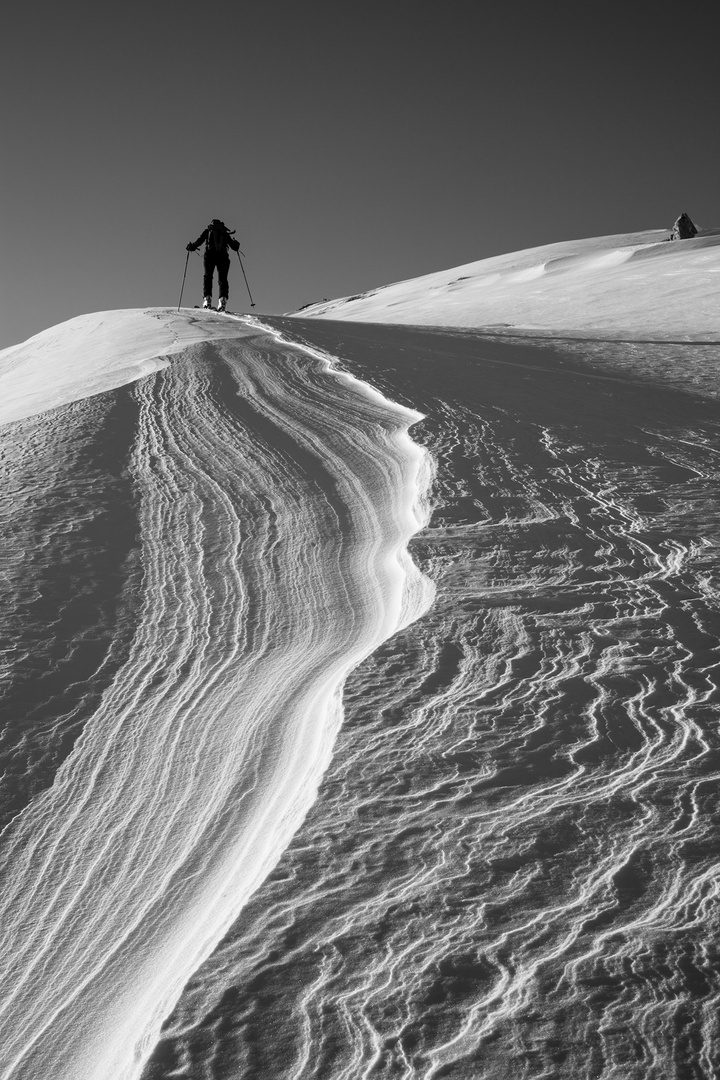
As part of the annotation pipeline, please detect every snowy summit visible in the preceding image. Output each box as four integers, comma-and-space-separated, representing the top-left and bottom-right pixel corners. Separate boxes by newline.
297, 228, 720, 337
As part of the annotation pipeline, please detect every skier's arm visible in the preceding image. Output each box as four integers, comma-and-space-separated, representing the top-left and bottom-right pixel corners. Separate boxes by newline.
229, 236, 240, 252
186, 229, 208, 251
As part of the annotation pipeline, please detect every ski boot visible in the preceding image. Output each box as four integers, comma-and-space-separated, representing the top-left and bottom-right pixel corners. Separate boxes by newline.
217, 297, 227, 313
202, 296, 212, 309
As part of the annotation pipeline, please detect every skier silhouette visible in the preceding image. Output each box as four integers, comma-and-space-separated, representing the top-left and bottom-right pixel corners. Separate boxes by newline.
186, 219, 240, 312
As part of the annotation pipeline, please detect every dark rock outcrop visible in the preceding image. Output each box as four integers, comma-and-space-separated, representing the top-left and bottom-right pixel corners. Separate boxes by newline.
670, 212, 698, 240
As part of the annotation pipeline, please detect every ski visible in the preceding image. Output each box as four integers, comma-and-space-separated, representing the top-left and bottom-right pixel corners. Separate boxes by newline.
193, 305, 236, 315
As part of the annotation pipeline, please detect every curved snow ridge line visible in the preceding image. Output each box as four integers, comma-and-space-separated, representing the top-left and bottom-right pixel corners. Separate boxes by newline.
0, 331, 435, 1080
145, 371, 720, 1080
245, 313, 426, 423
246, 314, 435, 630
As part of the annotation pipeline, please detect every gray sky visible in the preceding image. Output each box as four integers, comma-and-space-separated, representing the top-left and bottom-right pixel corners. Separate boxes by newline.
1, 1, 717, 349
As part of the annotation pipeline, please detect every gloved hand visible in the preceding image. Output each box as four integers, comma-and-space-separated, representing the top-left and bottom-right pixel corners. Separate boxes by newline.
186, 243, 196, 251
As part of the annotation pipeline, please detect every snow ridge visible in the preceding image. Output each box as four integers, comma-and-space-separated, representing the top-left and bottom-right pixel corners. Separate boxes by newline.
0, 326, 433, 1079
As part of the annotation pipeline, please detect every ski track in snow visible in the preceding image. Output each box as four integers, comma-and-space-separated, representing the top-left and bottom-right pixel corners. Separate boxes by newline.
141, 320, 720, 1080
0, 326, 433, 1080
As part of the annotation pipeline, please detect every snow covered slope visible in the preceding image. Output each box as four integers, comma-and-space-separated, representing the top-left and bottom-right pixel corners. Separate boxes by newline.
0, 308, 249, 426
143, 307, 720, 1080
295, 229, 720, 337
0, 312, 433, 1079
3, 224, 720, 1080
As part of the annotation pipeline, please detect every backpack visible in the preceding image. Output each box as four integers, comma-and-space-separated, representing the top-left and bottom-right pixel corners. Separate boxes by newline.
206, 219, 236, 252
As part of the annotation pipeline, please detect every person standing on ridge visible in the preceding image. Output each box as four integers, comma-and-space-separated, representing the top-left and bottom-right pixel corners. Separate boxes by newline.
186, 219, 241, 312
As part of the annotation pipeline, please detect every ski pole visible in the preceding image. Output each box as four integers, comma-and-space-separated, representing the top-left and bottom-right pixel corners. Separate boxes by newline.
236, 250, 256, 308
177, 250, 190, 311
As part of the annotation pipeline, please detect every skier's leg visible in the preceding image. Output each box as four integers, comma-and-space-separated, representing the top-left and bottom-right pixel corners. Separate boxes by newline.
203, 252, 215, 300
217, 254, 231, 300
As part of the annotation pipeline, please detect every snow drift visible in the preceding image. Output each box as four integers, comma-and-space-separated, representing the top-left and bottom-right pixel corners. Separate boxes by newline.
295, 228, 720, 337
3, 225, 720, 1080
0, 311, 434, 1079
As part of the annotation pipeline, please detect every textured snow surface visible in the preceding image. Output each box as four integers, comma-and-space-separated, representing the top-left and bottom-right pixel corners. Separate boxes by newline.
2, 227, 720, 1080
143, 313, 720, 1080
296, 229, 720, 337
0, 314, 433, 1078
